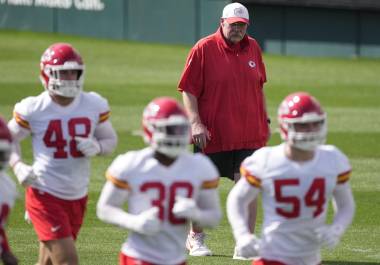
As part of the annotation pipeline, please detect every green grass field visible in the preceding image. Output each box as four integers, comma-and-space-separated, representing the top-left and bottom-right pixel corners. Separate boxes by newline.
1, 30, 379, 265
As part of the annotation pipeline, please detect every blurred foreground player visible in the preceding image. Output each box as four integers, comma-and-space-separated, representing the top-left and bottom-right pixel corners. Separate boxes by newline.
8, 43, 117, 265
0, 117, 18, 265
97, 97, 221, 265
227, 92, 355, 264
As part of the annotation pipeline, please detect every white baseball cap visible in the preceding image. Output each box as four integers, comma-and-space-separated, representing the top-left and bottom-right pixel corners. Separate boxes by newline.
222, 2, 249, 24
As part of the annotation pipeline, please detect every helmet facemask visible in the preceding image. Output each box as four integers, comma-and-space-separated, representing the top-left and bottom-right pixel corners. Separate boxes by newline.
145, 115, 190, 158
42, 62, 85, 98
281, 113, 327, 151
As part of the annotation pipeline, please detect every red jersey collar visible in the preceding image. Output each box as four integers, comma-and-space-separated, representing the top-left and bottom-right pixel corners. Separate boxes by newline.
216, 27, 249, 52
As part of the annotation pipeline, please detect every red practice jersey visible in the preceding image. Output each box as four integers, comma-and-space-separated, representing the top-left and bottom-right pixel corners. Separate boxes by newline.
178, 28, 268, 153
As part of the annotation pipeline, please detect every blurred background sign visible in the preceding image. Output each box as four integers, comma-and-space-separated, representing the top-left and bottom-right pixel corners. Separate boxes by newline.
1, 0, 380, 58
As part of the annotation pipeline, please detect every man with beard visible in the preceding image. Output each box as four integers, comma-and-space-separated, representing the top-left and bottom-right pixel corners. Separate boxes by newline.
178, 2, 270, 258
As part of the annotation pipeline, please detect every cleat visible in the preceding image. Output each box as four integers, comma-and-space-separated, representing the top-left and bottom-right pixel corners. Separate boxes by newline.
186, 232, 212, 256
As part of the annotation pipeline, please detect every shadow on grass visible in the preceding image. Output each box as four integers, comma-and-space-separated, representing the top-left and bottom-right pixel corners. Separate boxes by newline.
191, 255, 380, 264
206, 257, 380, 264
209, 258, 380, 264
209, 254, 233, 258
322, 260, 380, 265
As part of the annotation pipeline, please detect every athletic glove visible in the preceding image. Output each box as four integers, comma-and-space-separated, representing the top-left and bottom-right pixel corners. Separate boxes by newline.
234, 234, 260, 259
13, 161, 37, 186
172, 196, 200, 221
75, 136, 101, 157
132, 207, 161, 236
315, 224, 344, 249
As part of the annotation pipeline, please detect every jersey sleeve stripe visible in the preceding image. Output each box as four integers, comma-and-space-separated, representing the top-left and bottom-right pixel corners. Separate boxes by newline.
14, 112, 30, 129
240, 167, 250, 177
337, 170, 351, 184
201, 178, 219, 189
106, 172, 130, 190
245, 175, 261, 188
99, 111, 110, 123
240, 167, 261, 188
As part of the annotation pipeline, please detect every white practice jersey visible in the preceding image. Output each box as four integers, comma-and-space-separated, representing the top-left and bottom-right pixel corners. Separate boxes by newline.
12, 91, 110, 199
0, 173, 18, 253
106, 147, 219, 265
240, 144, 351, 259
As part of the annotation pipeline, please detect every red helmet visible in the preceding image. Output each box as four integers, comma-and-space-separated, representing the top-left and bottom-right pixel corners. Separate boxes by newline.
142, 97, 190, 158
40, 43, 85, 98
278, 92, 327, 151
0, 116, 12, 171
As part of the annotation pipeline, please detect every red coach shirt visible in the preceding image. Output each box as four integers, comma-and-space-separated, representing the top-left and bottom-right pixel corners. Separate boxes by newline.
178, 28, 269, 154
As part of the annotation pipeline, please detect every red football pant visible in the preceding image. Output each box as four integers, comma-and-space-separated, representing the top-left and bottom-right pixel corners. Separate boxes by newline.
253, 259, 287, 265
26, 187, 87, 241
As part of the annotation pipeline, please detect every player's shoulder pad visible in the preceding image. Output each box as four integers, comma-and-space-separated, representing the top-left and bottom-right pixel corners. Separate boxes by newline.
83, 91, 110, 110
242, 146, 271, 166
107, 148, 152, 181
319, 144, 338, 152
107, 150, 140, 179
319, 145, 351, 180
192, 153, 219, 181
14, 95, 40, 117
192, 152, 216, 170
319, 144, 349, 162
240, 146, 272, 179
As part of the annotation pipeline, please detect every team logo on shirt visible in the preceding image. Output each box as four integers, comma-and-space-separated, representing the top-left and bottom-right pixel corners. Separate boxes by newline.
51, 225, 61, 232
248, 60, 256, 68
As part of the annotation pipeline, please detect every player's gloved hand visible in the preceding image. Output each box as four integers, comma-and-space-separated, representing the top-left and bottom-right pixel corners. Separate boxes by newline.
132, 207, 161, 236
13, 161, 37, 186
315, 224, 344, 249
75, 136, 101, 157
172, 196, 200, 221
235, 234, 260, 259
